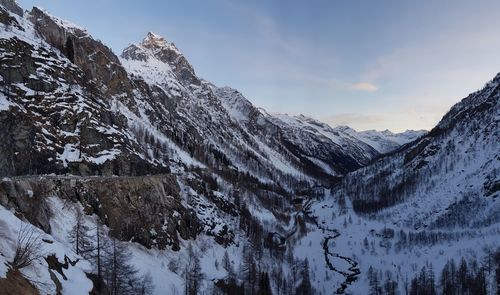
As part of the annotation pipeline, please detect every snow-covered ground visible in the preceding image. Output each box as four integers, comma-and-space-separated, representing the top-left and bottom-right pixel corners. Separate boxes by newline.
293, 191, 500, 294
0, 1, 498, 294
0, 195, 247, 295
0, 202, 93, 295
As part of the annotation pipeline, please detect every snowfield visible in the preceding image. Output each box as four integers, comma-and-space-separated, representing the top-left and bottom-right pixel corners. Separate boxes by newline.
0, 1, 499, 294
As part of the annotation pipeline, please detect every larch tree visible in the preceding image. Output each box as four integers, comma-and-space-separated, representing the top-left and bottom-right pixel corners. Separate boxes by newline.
68, 209, 93, 258
183, 243, 204, 295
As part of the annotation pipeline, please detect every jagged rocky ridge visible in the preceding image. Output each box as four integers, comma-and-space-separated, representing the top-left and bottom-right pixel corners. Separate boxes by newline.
0, 0, 422, 256
2, 0, 498, 294
0, 4, 419, 181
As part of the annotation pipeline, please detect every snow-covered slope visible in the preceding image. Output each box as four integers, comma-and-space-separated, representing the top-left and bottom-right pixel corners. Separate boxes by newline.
0, 201, 93, 295
1, 1, 498, 294
343, 72, 499, 227
0, 2, 411, 293
293, 72, 499, 294
267, 114, 425, 174
268, 114, 380, 174
333, 126, 426, 154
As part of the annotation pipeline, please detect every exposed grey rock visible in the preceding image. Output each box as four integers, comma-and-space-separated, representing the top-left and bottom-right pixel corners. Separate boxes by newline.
0, 175, 199, 250
0, 0, 22, 17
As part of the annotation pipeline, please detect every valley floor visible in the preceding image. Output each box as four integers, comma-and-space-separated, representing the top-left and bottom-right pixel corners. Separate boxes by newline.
293, 191, 500, 294
0, 176, 499, 294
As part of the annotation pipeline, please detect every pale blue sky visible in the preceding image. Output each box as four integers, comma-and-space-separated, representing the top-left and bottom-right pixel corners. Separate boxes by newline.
17, 0, 500, 131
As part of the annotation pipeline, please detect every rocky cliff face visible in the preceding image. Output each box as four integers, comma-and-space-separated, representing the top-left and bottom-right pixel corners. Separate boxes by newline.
0, 3, 444, 294
0, 7, 171, 177
0, 175, 199, 250
0, 0, 427, 254
0, 0, 21, 17
29, 7, 133, 98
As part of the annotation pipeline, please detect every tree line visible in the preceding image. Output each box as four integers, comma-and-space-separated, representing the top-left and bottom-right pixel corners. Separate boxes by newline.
68, 210, 154, 295
367, 249, 500, 295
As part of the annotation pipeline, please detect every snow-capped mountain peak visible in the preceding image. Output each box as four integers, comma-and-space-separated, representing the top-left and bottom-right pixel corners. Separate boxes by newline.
143, 31, 168, 43
268, 114, 426, 156
141, 31, 183, 56
122, 32, 183, 63
1, 1, 499, 294
122, 32, 197, 88
344, 128, 427, 154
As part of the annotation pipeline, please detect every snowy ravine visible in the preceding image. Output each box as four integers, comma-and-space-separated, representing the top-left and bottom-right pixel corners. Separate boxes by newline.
293, 73, 499, 293
0, 0, 499, 294
294, 191, 500, 294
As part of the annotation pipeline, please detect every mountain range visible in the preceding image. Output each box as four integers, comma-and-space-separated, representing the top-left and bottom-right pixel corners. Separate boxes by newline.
0, 1, 498, 294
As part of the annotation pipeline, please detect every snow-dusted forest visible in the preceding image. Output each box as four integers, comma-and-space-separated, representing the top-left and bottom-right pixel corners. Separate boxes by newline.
0, 0, 499, 294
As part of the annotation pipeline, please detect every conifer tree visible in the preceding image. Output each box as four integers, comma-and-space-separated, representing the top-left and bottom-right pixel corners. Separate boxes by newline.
68, 210, 93, 258
296, 258, 312, 295
103, 238, 139, 295
257, 272, 272, 295
222, 250, 235, 281
183, 243, 204, 295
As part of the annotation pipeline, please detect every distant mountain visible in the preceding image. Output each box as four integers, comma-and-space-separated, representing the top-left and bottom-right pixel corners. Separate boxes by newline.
332, 125, 426, 154
269, 114, 426, 158
1, 1, 497, 295
301, 70, 499, 293
342, 72, 499, 226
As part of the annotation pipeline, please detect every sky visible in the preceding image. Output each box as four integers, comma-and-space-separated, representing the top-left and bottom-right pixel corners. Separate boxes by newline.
16, 0, 500, 132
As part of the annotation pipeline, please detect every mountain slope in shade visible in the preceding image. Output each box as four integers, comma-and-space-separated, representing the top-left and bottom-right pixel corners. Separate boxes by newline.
344, 72, 499, 226
2, 1, 498, 295
295, 73, 499, 293
0, 3, 425, 293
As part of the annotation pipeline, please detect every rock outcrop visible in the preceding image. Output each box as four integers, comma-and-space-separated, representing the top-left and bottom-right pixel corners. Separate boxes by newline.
0, 0, 22, 16
29, 7, 133, 98
0, 175, 200, 250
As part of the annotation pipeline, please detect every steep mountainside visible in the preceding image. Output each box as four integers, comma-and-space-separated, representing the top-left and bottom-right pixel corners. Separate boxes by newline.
1, 1, 498, 294
296, 71, 499, 293
344, 72, 499, 226
0, 1, 423, 294
0, 3, 416, 182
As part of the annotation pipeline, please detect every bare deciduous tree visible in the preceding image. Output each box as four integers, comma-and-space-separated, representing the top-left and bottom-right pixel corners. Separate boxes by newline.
183, 243, 204, 295
68, 209, 93, 258
135, 271, 154, 295
12, 222, 42, 269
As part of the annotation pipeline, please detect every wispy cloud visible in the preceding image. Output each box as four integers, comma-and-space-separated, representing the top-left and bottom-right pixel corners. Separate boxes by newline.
221, 0, 298, 55
362, 29, 500, 85
350, 82, 378, 92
